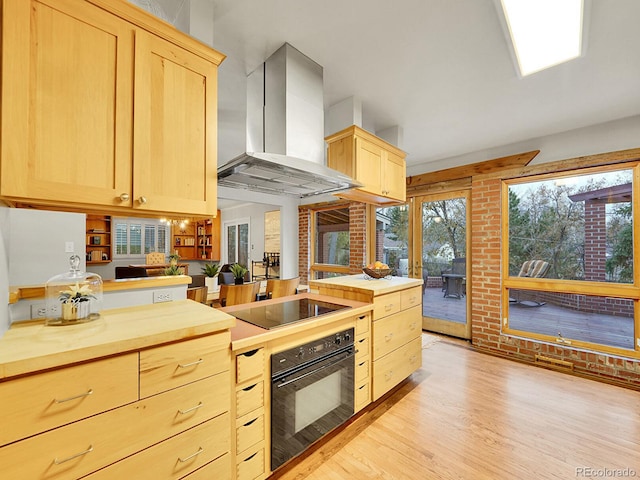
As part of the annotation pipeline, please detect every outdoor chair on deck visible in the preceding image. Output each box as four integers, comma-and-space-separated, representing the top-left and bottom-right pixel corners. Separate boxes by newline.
510, 260, 550, 307
442, 257, 466, 299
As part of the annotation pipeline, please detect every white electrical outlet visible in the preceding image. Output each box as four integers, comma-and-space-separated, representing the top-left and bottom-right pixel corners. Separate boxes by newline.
153, 291, 173, 303
65, 241, 75, 253
30, 303, 48, 319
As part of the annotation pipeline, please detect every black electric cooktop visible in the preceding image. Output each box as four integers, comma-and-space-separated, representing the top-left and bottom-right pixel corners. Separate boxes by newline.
231, 298, 351, 329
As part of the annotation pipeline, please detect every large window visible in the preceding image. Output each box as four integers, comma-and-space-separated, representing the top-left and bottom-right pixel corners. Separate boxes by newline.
503, 165, 638, 356
312, 206, 350, 279
114, 218, 170, 258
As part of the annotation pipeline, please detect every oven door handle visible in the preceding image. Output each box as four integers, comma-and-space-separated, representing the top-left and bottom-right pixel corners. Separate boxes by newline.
275, 350, 356, 389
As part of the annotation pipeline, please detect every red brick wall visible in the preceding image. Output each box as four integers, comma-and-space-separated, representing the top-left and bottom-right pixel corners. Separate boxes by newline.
298, 208, 309, 284
584, 201, 607, 281
471, 177, 640, 388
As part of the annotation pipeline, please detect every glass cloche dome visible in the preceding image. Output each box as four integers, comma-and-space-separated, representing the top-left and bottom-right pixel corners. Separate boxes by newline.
45, 255, 103, 326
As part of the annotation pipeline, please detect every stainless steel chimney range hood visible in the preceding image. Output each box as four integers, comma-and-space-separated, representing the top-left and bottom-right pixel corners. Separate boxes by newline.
218, 151, 361, 197
217, 43, 360, 198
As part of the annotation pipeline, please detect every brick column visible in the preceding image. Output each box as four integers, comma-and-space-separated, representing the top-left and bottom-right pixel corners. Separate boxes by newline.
583, 201, 607, 282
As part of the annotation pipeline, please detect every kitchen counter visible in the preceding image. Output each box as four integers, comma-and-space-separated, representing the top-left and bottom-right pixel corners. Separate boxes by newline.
309, 274, 423, 296
222, 292, 372, 351
0, 300, 235, 380
8, 275, 192, 304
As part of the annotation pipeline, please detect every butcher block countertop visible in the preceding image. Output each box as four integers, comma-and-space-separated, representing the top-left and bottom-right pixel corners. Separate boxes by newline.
309, 274, 423, 296
0, 300, 236, 380
222, 292, 372, 351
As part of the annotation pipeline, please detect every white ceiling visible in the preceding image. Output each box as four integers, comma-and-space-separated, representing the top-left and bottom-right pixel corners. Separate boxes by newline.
207, 0, 640, 175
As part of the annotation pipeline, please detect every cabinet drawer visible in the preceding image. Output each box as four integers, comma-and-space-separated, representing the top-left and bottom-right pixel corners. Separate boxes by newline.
355, 382, 370, 412
183, 453, 231, 480
355, 314, 370, 336
236, 381, 264, 418
236, 410, 265, 454
236, 348, 265, 384
401, 286, 422, 311
0, 375, 228, 480
373, 292, 401, 319
372, 337, 422, 401
140, 333, 230, 398
355, 334, 370, 359
372, 305, 421, 360
237, 445, 265, 480
0, 353, 138, 447
84, 414, 230, 479
355, 357, 369, 384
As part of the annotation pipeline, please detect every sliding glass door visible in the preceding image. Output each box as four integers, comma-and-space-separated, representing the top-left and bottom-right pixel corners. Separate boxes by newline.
413, 191, 471, 339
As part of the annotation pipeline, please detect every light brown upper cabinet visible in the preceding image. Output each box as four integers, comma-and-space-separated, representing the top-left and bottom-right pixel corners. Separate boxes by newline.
0, 0, 224, 217
326, 125, 406, 205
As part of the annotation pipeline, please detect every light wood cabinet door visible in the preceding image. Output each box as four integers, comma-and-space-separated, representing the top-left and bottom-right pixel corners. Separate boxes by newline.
383, 150, 407, 201
133, 30, 218, 216
0, 0, 134, 208
354, 137, 384, 196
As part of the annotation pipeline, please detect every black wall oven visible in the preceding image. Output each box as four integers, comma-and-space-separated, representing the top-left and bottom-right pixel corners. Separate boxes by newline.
271, 328, 355, 470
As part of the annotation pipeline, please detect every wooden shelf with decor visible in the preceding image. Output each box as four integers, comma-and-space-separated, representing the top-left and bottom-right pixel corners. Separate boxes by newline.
171, 211, 221, 261
86, 215, 111, 264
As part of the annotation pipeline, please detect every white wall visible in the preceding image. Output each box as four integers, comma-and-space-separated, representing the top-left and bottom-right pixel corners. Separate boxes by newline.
8, 209, 85, 287
407, 114, 640, 176
218, 186, 299, 279
0, 205, 10, 335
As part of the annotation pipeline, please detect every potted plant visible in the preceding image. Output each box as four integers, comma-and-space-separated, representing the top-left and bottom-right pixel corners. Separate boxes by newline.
58, 282, 96, 321
163, 264, 184, 275
168, 253, 180, 267
201, 262, 220, 292
230, 263, 248, 284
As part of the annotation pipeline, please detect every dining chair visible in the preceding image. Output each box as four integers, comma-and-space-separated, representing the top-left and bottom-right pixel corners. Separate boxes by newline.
186, 285, 209, 304
145, 252, 165, 265
218, 282, 261, 307
265, 277, 300, 299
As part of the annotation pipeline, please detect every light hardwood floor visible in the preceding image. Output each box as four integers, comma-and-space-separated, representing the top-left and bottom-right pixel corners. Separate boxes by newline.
272, 333, 640, 479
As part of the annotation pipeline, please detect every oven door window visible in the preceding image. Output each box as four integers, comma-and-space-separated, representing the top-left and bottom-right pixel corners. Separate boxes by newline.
271, 350, 354, 470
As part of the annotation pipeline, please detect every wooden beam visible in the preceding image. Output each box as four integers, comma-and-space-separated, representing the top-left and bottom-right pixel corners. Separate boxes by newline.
406, 150, 540, 187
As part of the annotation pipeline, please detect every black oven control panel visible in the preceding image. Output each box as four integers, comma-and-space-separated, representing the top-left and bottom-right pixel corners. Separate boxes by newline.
271, 327, 354, 376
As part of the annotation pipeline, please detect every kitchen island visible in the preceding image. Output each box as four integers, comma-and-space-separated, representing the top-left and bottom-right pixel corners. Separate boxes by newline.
0, 301, 236, 479
310, 274, 423, 400
221, 292, 372, 480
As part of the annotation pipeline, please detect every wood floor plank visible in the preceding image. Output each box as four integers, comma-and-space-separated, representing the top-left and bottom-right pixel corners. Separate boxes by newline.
271, 334, 640, 479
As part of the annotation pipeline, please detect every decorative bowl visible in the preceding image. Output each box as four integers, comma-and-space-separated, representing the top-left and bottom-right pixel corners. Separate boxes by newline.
363, 267, 392, 279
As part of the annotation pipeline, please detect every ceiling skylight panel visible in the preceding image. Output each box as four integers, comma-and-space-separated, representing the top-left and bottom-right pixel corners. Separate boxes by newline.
501, 0, 584, 76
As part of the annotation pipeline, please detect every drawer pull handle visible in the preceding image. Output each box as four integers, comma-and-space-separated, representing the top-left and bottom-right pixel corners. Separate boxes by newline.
385, 370, 394, 381
54, 445, 94, 465
178, 402, 204, 415
178, 447, 204, 463
409, 322, 417, 330
242, 383, 258, 392
385, 333, 394, 342
358, 315, 366, 320
243, 418, 258, 427
358, 384, 367, 391
409, 296, 417, 303
243, 452, 258, 462
358, 361, 366, 367
242, 349, 260, 357
178, 358, 204, 368
384, 304, 394, 311
54, 389, 93, 404
410, 355, 418, 364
